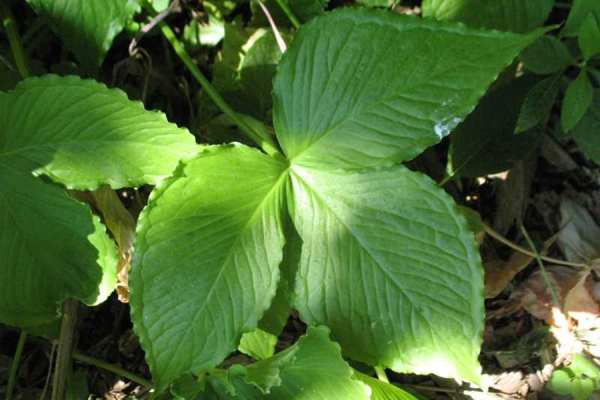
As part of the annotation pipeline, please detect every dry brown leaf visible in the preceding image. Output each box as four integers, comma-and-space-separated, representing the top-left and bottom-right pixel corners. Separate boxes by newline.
485, 252, 535, 298
91, 186, 136, 303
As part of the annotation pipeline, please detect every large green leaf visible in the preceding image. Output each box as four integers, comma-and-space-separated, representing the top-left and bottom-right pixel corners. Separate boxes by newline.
422, 0, 553, 32
130, 144, 288, 389
26, 0, 140, 70
0, 164, 116, 327
0, 75, 197, 190
273, 9, 541, 170
288, 165, 483, 383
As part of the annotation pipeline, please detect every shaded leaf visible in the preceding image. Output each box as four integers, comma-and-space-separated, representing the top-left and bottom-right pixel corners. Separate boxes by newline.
561, 70, 594, 133
516, 74, 561, 133
0, 166, 116, 327
26, 0, 140, 71
520, 36, 573, 75
422, 0, 553, 32
573, 90, 600, 164
130, 144, 288, 390
579, 13, 600, 60
449, 76, 543, 178
558, 198, 600, 263
563, 0, 600, 37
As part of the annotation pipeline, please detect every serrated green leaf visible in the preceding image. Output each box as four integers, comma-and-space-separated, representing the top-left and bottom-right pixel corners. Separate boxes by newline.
579, 13, 600, 60
289, 164, 484, 383
573, 93, 600, 163
422, 0, 553, 32
239, 329, 278, 360
0, 165, 116, 327
516, 74, 561, 133
0, 75, 198, 190
520, 36, 574, 74
130, 144, 288, 390
449, 76, 544, 177
564, 0, 600, 37
273, 8, 541, 170
562, 70, 594, 133
243, 326, 369, 399
355, 371, 419, 400
26, 0, 140, 71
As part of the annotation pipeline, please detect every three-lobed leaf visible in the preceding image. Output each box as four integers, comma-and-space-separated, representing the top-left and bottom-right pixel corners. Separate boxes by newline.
131, 8, 542, 390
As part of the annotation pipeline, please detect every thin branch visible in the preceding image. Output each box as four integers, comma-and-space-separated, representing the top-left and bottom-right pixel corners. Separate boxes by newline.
0, 1, 30, 78
72, 352, 153, 388
6, 331, 27, 400
483, 222, 587, 269
51, 299, 78, 400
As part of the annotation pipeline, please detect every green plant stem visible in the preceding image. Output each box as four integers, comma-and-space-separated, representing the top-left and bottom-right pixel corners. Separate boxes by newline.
0, 1, 30, 78
520, 224, 562, 308
51, 299, 78, 400
72, 352, 153, 388
483, 222, 587, 269
6, 330, 27, 400
141, 1, 280, 156
273, 0, 301, 29
374, 366, 389, 383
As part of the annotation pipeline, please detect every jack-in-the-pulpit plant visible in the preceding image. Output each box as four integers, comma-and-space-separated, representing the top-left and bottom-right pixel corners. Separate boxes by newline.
127, 8, 542, 393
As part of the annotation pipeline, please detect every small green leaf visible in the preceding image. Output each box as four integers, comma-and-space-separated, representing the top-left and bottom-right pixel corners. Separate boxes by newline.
573, 90, 600, 163
153, 0, 171, 12
26, 0, 140, 71
516, 74, 561, 133
130, 144, 288, 390
0, 75, 197, 190
449, 77, 543, 177
579, 13, 600, 60
243, 326, 370, 398
570, 355, 600, 379
573, 377, 596, 400
239, 329, 278, 360
289, 164, 484, 383
274, 8, 542, 170
548, 369, 575, 396
422, 0, 553, 32
520, 36, 574, 74
561, 70, 594, 133
355, 371, 419, 400
183, 15, 225, 49
563, 0, 600, 37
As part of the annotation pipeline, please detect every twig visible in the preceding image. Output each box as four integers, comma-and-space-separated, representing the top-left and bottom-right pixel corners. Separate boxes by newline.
521, 224, 561, 308
72, 351, 153, 388
274, 0, 301, 29
51, 299, 79, 400
257, 0, 287, 52
0, 1, 30, 78
483, 222, 587, 268
6, 331, 27, 400
139, 0, 280, 157
39, 344, 57, 400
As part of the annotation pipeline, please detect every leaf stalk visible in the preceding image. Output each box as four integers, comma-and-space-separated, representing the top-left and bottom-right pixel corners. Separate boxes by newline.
0, 2, 30, 78
6, 330, 27, 400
